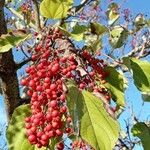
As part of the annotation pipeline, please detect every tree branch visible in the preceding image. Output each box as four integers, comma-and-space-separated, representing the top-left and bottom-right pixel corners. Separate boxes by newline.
15, 58, 32, 70
60, 0, 95, 25
20, 46, 30, 59
118, 138, 130, 149
111, 42, 150, 71
19, 98, 30, 105
74, 0, 94, 13
32, 0, 41, 30
6, 7, 36, 29
140, 50, 150, 58
0, 1, 21, 119
0, 2, 7, 34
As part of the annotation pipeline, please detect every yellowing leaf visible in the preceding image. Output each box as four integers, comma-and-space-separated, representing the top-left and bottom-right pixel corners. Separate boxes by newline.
104, 66, 126, 106
123, 57, 150, 102
71, 24, 87, 41
110, 26, 128, 49
0, 33, 31, 53
90, 23, 108, 35
67, 83, 120, 150
6, 105, 46, 150
40, 0, 73, 19
59, 24, 87, 41
81, 91, 119, 150
106, 3, 120, 25
6, 105, 32, 150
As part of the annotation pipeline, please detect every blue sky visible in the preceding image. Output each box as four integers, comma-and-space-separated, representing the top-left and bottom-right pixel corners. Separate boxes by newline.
124, 0, 150, 15
0, 0, 150, 150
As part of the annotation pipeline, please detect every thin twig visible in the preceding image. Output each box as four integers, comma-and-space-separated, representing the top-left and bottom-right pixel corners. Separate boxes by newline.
137, 45, 145, 59
20, 46, 30, 59
74, 0, 94, 13
101, 52, 123, 64
118, 138, 130, 149
140, 50, 150, 58
60, 0, 95, 26
16, 58, 32, 70
32, 0, 41, 30
6, 7, 36, 29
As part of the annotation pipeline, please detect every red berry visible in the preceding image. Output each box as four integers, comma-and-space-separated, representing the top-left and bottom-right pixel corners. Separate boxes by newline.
60, 94, 65, 101
50, 84, 57, 90
52, 110, 59, 118
52, 121, 59, 129
36, 85, 43, 91
28, 135, 36, 142
57, 142, 64, 150
21, 79, 27, 86
41, 134, 49, 141
44, 77, 50, 83
45, 124, 52, 131
50, 100, 57, 108
56, 129, 62, 136
37, 131, 43, 137
46, 114, 52, 121
51, 63, 59, 72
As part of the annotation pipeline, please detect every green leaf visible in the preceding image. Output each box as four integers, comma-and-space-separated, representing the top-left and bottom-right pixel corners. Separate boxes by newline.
134, 14, 145, 27
106, 3, 120, 25
110, 26, 128, 49
72, 24, 87, 34
123, 57, 150, 102
131, 122, 150, 150
142, 92, 150, 102
59, 26, 70, 36
90, 23, 108, 35
67, 83, 120, 150
90, 39, 102, 52
81, 91, 120, 150
84, 38, 102, 53
6, 105, 45, 150
104, 66, 126, 106
19, 140, 34, 150
59, 24, 87, 41
40, 0, 73, 19
146, 19, 150, 26
67, 81, 80, 125
84, 33, 102, 53
6, 105, 32, 150
0, 33, 31, 53
71, 24, 87, 41
49, 138, 58, 150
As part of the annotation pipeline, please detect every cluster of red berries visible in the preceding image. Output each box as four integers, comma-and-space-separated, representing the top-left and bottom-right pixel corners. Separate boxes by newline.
81, 51, 108, 80
21, 27, 111, 149
21, 28, 76, 148
81, 51, 112, 101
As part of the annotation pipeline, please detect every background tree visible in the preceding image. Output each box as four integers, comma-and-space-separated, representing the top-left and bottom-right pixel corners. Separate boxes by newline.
0, 0, 150, 149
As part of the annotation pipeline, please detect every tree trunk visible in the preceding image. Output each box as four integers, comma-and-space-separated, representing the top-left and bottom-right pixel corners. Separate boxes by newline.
0, 0, 20, 119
